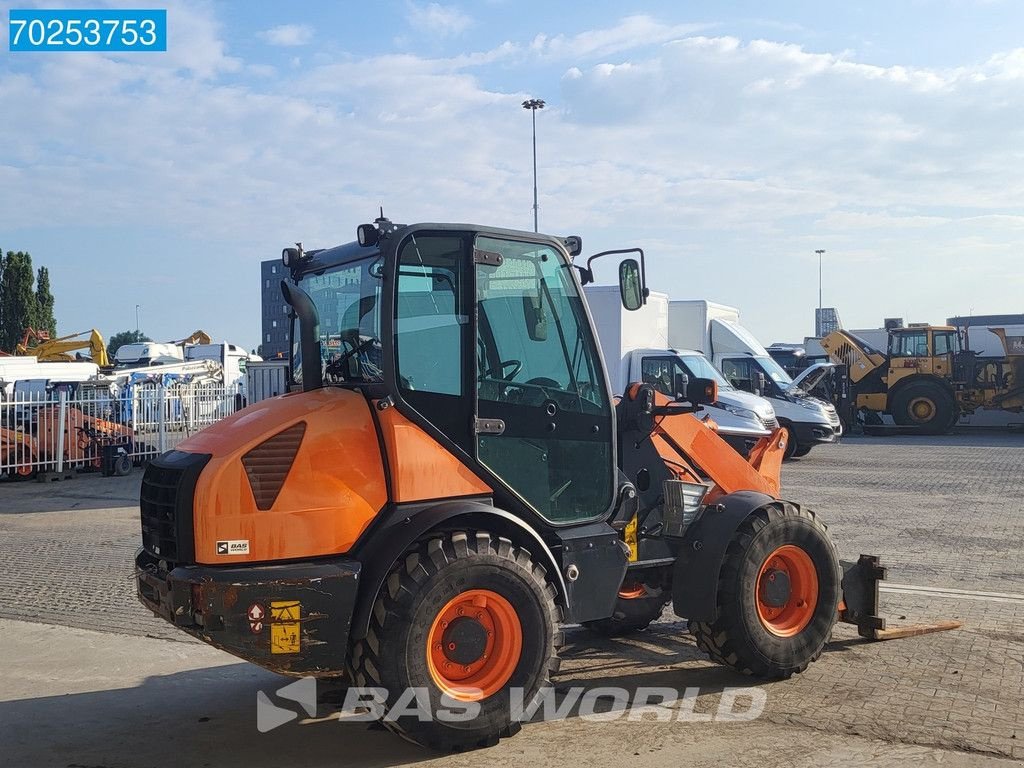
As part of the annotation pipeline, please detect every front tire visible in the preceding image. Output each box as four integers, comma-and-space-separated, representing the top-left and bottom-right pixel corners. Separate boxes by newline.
582, 583, 668, 637
348, 531, 561, 751
782, 424, 799, 460
890, 381, 956, 434
689, 502, 840, 679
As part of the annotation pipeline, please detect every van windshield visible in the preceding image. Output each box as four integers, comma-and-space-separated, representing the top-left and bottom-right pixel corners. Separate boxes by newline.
679, 354, 731, 389
756, 356, 795, 388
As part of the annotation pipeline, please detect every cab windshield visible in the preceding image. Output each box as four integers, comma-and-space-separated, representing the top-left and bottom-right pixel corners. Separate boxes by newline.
291, 255, 383, 386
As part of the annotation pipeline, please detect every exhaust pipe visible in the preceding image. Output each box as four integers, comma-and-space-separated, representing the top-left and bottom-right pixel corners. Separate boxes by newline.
280, 281, 322, 392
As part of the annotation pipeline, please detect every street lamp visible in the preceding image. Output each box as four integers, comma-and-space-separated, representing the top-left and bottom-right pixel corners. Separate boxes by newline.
136, 304, 141, 333
815, 250, 826, 336
522, 98, 545, 232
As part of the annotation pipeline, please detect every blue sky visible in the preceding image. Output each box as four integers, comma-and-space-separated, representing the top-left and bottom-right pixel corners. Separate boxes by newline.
2, 0, 1023, 352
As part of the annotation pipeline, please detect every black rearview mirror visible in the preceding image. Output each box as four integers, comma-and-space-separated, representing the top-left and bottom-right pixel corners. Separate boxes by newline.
619, 259, 643, 311
523, 293, 548, 342
674, 371, 689, 400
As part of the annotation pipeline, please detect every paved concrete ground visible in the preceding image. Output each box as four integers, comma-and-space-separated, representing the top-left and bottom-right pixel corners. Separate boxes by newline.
2, 618, 1019, 768
0, 433, 1022, 764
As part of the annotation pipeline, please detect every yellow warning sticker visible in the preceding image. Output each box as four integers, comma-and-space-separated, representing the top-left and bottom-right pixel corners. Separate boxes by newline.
625, 514, 638, 562
270, 600, 300, 654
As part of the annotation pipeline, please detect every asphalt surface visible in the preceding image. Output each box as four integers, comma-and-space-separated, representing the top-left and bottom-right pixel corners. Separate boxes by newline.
0, 432, 1022, 762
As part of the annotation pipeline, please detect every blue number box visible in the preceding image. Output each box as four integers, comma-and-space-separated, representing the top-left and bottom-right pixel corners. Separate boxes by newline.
9, 9, 167, 52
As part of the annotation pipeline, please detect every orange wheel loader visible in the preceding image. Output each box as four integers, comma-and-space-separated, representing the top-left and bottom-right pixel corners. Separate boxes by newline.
136, 218, 859, 749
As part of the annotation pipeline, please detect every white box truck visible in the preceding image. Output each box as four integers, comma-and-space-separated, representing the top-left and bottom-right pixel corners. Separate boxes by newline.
669, 300, 842, 458
584, 286, 777, 453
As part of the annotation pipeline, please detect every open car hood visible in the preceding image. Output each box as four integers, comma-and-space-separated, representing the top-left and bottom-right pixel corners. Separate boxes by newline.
790, 362, 835, 394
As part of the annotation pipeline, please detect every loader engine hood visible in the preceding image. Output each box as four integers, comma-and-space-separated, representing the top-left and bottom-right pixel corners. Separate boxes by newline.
163, 388, 387, 565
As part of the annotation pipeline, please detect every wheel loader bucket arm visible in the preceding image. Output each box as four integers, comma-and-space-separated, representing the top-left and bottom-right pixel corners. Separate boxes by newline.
643, 389, 785, 499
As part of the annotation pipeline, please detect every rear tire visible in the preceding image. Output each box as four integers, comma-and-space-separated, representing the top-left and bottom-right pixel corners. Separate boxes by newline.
582, 583, 668, 637
347, 531, 561, 751
689, 502, 840, 679
890, 381, 956, 434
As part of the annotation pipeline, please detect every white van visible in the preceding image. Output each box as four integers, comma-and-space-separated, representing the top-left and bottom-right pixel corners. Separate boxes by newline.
669, 300, 841, 458
583, 286, 777, 453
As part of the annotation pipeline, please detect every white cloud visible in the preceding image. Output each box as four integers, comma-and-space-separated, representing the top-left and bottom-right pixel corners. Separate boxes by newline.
258, 23, 314, 47
3, 7, 1024, 345
407, 3, 473, 37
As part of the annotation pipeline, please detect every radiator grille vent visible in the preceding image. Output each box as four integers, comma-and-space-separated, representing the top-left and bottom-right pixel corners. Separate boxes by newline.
242, 422, 306, 510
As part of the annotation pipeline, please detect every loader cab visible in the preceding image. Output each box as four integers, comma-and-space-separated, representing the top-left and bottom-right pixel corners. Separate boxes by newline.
886, 326, 960, 384
286, 223, 624, 526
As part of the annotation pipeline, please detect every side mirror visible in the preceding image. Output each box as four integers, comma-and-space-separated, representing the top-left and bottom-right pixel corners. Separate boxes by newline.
674, 371, 689, 400
757, 372, 767, 396
687, 377, 718, 406
619, 259, 644, 311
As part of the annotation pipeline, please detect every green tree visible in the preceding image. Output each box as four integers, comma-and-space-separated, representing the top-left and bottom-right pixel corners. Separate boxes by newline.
0, 251, 38, 351
108, 329, 152, 356
35, 266, 56, 336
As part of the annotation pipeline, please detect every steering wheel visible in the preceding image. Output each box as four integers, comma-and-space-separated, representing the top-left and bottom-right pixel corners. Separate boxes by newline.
485, 359, 522, 381
326, 337, 376, 378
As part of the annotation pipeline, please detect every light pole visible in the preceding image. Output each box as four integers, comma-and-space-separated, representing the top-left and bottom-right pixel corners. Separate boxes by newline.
135, 304, 141, 333
815, 249, 826, 335
522, 98, 545, 232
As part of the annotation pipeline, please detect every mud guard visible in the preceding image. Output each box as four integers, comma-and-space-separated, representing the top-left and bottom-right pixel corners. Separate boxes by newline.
672, 490, 776, 621
348, 499, 568, 640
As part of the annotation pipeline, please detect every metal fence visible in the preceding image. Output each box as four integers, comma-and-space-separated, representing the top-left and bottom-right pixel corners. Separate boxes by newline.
0, 384, 239, 479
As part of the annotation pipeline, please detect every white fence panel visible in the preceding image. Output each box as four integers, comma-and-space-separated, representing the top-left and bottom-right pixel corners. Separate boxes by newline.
0, 384, 238, 478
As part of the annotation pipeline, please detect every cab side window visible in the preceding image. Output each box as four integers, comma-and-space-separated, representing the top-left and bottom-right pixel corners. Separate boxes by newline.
721, 358, 753, 392
933, 332, 956, 355
891, 332, 928, 357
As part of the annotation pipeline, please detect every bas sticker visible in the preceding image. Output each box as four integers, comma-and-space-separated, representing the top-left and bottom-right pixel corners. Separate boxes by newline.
216, 539, 250, 555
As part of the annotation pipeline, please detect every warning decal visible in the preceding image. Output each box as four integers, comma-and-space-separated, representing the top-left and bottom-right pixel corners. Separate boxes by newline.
270, 600, 301, 654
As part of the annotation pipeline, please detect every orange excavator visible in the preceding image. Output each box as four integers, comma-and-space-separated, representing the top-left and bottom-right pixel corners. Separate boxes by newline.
136, 218, 892, 749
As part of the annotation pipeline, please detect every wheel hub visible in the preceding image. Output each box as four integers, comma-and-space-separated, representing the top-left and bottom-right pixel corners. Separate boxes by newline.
440, 616, 488, 665
909, 397, 936, 422
755, 545, 819, 637
758, 569, 791, 607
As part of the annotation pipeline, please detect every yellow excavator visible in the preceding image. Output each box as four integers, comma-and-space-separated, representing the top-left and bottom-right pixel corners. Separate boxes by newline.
15, 328, 110, 367
822, 324, 1024, 433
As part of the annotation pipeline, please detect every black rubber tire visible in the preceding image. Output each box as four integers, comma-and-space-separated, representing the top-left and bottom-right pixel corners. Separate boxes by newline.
688, 502, 841, 679
347, 531, 562, 751
890, 381, 956, 435
114, 455, 132, 476
782, 424, 799, 460
793, 446, 812, 458
582, 586, 668, 637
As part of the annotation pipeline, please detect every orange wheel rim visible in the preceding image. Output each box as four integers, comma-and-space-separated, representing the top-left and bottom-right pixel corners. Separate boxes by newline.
618, 582, 647, 600
756, 545, 818, 637
426, 589, 522, 702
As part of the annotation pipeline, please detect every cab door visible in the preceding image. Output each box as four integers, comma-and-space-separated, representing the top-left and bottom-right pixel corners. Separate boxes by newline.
888, 330, 931, 385
473, 235, 615, 524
